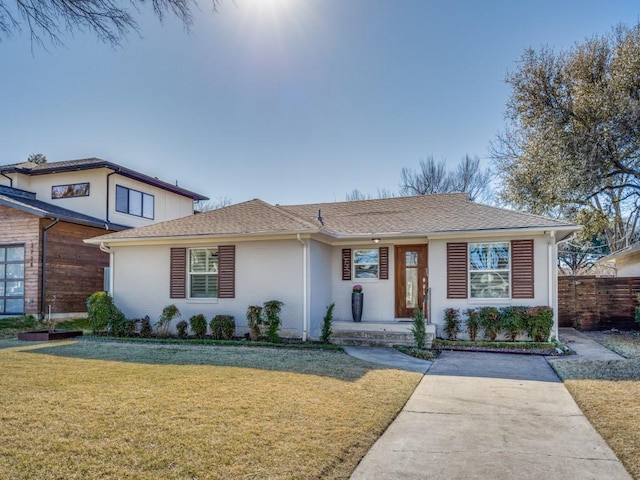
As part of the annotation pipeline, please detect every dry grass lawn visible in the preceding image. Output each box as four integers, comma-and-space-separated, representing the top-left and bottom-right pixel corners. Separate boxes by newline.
0, 340, 421, 479
550, 332, 640, 480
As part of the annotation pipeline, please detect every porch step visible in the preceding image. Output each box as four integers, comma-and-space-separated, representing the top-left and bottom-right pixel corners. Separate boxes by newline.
330, 322, 434, 347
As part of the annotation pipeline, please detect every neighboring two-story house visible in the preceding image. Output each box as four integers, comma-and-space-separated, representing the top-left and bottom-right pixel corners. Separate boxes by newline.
0, 158, 208, 318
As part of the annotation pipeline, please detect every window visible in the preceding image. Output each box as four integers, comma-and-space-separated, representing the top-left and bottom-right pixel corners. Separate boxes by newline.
0, 245, 25, 314
469, 242, 510, 298
189, 248, 218, 298
51, 182, 90, 199
353, 249, 379, 279
115, 185, 154, 219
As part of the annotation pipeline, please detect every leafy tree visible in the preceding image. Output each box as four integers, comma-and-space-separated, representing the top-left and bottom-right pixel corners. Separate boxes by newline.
399, 155, 492, 202
492, 22, 640, 253
27, 153, 46, 164
0, 0, 219, 47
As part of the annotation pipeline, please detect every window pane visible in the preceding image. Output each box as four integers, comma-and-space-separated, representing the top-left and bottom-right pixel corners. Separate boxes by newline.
469, 244, 488, 270
6, 263, 24, 279
0, 247, 5, 261
116, 186, 128, 213
405, 251, 418, 267
6, 247, 24, 262
190, 274, 218, 298
5, 298, 23, 314
0, 283, 4, 295
0, 299, 4, 312
489, 243, 509, 269
355, 264, 378, 278
129, 190, 142, 216
142, 194, 154, 219
190, 249, 217, 273
405, 267, 418, 308
354, 249, 378, 264
5, 281, 24, 296
470, 272, 510, 298
0, 265, 4, 279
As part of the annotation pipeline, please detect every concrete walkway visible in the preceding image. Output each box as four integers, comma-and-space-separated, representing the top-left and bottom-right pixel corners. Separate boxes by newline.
557, 327, 626, 361
343, 346, 432, 373
350, 348, 632, 480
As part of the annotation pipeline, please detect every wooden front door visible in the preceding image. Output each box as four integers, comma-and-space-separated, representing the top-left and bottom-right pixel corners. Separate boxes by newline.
395, 245, 428, 318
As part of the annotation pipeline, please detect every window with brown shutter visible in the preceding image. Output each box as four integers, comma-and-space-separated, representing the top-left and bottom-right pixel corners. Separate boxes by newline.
342, 249, 352, 280
170, 248, 186, 299
379, 247, 389, 280
218, 245, 236, 299
511, 239, 534, 298
447, 243, 468, 298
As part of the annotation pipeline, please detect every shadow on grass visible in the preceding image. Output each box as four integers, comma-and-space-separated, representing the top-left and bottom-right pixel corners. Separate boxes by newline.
20, 339, 389, 381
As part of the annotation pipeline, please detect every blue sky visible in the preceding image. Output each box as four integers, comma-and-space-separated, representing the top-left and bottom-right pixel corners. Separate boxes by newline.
2, 0, 638, 205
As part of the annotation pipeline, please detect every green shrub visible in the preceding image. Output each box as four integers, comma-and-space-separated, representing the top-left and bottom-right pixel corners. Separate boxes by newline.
210, 315, 235, 340
247, 306, 263, 341
189, 314, 208, 339
263, 300, 284, 343
140, 316, 152, 338
123, 319, 138, 338
176, 320, 189, 339
411, 306, 427, 350
443, 308, 461, 340
320, 303, 335, 344
500, 306, 527, 342
479, 307, 501, 341
86, 291, 125, 336
465, 308, 481, 341
157, 305, 180, 338
523, 306, 554, 342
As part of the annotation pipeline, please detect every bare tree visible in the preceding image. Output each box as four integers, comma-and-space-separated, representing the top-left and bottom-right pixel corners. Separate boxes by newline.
400, 155, 492, 201
0, 0, 220, 47
196, 196, 231, 212
345, 187, 396, 202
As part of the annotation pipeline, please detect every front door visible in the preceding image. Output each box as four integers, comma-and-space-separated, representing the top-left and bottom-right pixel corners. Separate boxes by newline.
395, 245, 428, 318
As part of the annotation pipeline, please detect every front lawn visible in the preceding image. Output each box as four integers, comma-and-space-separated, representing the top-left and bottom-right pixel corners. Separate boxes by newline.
0, 340, 421, 479
549, 331, 640, 480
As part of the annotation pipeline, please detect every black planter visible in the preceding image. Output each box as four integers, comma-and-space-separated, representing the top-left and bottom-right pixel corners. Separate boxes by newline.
351, 292, 363, 322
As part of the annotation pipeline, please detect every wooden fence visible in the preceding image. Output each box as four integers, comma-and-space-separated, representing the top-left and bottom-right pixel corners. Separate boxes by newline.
558, 276, 640, 330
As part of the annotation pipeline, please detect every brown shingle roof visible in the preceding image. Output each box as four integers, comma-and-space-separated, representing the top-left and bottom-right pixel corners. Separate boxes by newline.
88, 194, 577, 243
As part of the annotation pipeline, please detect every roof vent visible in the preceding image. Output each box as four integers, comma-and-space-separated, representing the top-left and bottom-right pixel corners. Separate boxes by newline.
317, 209, 324, 225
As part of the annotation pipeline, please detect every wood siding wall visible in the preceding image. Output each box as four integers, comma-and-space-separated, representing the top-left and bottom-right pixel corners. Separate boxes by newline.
43, 220, 110, 315
559, 276, 640, 330
0, 205, 41, 315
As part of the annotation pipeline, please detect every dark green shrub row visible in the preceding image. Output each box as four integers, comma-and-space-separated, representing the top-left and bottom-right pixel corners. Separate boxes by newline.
443, 306, 554, 342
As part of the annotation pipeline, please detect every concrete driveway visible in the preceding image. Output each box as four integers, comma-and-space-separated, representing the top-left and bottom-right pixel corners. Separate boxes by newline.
350, 351, 631, 480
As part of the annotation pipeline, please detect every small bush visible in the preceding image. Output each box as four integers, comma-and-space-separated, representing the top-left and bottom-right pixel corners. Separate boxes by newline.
246, 305, 263, 341
500, 306, 527, 342
157, 305, 181, 338
189, 314, 208, 339
123, 319, 138, 338
139, 316, 152, 338
443, 308, 461, 340
210, 315, 235, 340
465, 308, 481, 341
263, 300, 284, 343
479, 307, 501, 341
411, 306, 427, 350
86, 291, 125, 336
176, 320, 189, 339
320, 303, 335, 344
523, 306, 554, 342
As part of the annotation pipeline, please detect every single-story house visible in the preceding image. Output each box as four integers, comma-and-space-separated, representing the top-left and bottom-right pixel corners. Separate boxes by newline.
86, 194, 579, 340
0, 158, 207, 317
594, 243, 640, 277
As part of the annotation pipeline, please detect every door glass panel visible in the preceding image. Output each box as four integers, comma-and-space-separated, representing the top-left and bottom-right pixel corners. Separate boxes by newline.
405, 251, 418, 267
405, 267, 418, 309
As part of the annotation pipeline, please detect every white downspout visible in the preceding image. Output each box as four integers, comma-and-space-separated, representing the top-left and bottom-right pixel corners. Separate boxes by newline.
100, 242, 114, 296
297, 234, 308, 342
547, 231, 557, 340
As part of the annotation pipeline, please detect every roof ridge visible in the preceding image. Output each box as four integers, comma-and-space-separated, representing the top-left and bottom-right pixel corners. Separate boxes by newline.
465, 199, 574, 226
254, 199, 321, 230
282, 192, 469, 208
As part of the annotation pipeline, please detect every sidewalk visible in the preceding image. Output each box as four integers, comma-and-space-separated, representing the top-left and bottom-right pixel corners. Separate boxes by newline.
350, 342, 632, 479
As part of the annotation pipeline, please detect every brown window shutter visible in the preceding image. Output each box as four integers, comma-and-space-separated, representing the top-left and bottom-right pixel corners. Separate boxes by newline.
218, 245, 236, 299
379, 247, 389, 280
342, 249, 352, 280
447, 243, 468, 299
511, 239, 534, 298
170, 248, 186, 299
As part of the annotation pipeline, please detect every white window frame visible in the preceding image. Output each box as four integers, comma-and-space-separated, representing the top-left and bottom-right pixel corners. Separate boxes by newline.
469, 242, 510, 299
353, 249, 379, 279
188, 247, 218, 299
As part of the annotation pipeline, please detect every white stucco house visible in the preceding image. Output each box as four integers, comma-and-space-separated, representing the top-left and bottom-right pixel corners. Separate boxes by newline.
595, 243, 640, 277
85, 194, 579, 341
